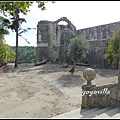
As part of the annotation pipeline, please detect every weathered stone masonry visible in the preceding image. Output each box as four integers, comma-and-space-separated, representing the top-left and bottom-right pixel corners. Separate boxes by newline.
36, 17, 120, 68
36, 17, 76, 64
77, 21, 120, 68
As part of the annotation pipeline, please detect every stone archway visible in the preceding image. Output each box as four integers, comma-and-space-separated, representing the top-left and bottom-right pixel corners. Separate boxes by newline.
54, 17, 77, 64
54, 17, 76, 34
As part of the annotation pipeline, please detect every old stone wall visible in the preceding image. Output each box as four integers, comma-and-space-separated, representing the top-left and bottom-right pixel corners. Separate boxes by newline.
36, 47, 49, 62
36, 17, 77, 63
81, 83, 120, 108
77, 21, 120, 69
36, 21, 50, 63
85, 39, 111, 69
77, 21, 120, 40
36, 17, 120, 68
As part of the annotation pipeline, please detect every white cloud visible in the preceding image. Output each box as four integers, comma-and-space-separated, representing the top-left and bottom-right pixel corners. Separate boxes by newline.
5, 1, 120, 46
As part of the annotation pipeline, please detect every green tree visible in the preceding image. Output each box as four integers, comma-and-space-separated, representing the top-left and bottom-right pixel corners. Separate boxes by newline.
0, 1, 55, 24
0, 1, 55, 67
0, 1, 55, 38
67, 36, 89, 72
0, 35, 6, 66
8, 49, 16, 61
0, 35, 15, 66
0, 16, 10, 35
104, 29, 120, 66
10, 46, 36, 63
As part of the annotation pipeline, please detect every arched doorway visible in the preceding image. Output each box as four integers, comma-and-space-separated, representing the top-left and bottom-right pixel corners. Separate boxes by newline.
54, 17, 76, 64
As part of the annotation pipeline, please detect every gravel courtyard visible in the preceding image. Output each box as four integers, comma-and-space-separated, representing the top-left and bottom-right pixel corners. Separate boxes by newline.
0, 63, 118, 118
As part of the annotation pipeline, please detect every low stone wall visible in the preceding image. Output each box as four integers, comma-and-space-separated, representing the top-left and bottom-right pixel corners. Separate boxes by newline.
81, 83, 120, 108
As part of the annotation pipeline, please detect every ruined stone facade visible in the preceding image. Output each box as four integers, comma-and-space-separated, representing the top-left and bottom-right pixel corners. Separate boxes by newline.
36, 17, 76, 64
36, 17, 120, 68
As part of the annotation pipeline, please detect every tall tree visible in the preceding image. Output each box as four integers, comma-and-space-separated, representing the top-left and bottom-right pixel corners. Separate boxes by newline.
104, 28, 120, 89
0, 1, 55, 67
0, 1, 54, 17
0, 16, 10, 35
104, 29, 120, 66
67, 36, 89, 74
0, 35, 15, 66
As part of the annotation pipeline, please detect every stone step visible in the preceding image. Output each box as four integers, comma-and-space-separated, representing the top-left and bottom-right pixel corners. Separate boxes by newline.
52, 108, 80, 118
51, 107, 120, 118
65, 108, 82, 118
52, 108, 96, 118
81, 107, 111, 118
80, 108, 89, 113
111, 113, 120, 118
79, 108, 100, 117
93, 107, 120, 118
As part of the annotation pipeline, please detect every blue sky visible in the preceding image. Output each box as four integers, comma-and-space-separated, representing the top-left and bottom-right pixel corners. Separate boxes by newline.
4, 1, 120, 47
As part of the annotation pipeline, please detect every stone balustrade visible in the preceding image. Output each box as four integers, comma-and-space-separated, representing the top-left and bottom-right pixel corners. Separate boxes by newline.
82, 68, 120, 108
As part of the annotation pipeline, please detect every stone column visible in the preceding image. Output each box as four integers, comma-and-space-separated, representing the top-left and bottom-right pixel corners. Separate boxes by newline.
81, 68, 96, 108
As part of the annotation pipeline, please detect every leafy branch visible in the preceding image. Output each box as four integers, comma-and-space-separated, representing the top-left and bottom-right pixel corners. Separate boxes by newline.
18, 27, 36, 35
8, 16, 36, 44
18, 27, 36, 44
19, 34, 30, 44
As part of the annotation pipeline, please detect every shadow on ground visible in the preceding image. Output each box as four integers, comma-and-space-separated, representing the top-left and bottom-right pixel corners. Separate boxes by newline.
6, 63, 72, 75
95, 69, 118, 78
36, 64, 72, 75
5, 63, 35, 73
6, 63, 118, 78
76, 65, 118, 78
56, 74, 85, 87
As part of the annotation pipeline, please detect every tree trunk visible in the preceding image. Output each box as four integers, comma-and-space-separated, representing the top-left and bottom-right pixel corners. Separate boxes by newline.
71, 61, 76, 75
73, 61, 76, 70
15, 8, 19, 68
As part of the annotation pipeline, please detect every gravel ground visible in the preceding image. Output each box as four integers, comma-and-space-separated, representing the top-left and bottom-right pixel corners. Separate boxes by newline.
0, 63, 118, 118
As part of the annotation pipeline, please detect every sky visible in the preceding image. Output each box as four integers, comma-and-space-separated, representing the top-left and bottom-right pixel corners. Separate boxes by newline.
4, 1, 120, 47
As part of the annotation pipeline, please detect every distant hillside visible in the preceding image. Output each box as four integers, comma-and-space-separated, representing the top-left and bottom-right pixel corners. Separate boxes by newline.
10, 46, 36, 63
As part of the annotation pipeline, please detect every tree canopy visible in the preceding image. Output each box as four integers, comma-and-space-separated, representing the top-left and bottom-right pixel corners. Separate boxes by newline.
0, 35, 15, 66
0, 1, 55, 67
104, 29, 120, 64
10, 46, 36, 63
67, 35, 89, 68
0, 1, 54, 16
0, 1, 55, 33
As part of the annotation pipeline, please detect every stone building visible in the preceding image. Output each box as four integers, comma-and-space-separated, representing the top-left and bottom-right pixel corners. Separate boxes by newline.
36, 17, 120, 69
36, 17, 76, 64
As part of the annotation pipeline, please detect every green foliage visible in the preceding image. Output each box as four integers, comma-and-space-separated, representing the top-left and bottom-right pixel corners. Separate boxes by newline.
8, 49, 16, 61
0, 35, 6, 65
0, 1, 55, 34
104, 29, 120, 64
0, 35, 15, 66
0, 1, 54, 66
36, 1, 55, 10
10, 46, 36, 63
67, 36, 89, 64
0, 16, 10, 35
0, 1, 55, 17
0, 2, 31, 16
0, 1, 49, 17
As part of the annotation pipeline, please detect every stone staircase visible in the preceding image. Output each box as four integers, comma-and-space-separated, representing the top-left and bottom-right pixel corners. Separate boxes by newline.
52, 68, 120, 119
80, 107, 120, 118
52, 107, 120, 118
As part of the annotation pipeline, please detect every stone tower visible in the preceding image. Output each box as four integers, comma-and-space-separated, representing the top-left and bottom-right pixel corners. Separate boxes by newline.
36, 17, 76, 64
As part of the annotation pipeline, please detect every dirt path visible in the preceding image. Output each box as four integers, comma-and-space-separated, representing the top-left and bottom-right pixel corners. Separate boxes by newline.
0, 63, 118, 118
